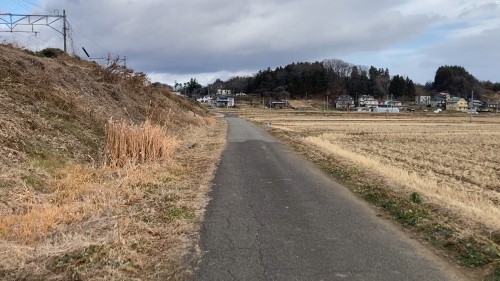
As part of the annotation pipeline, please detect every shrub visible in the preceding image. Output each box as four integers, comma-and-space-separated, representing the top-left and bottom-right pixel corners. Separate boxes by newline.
37, 48, 65, 58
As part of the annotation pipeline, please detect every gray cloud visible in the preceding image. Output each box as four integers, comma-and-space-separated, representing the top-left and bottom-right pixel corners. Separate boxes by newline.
4, 0, 495, 84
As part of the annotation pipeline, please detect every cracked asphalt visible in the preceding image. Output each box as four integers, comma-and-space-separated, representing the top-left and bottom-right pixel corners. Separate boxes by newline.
191, 115, 466, 281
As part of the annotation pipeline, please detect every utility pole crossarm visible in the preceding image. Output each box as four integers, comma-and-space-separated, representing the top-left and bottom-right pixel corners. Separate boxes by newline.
0, 11, 67, 53
0, 13, 64, 33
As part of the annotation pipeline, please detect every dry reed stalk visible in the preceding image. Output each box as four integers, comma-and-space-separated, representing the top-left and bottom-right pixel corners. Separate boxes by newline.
104, 119, 179, 167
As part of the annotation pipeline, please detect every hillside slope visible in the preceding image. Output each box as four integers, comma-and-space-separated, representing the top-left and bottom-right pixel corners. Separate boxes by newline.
0, 44, 226, 280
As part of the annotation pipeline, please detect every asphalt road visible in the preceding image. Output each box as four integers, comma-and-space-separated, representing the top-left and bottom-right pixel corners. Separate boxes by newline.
191, 115, 466, 281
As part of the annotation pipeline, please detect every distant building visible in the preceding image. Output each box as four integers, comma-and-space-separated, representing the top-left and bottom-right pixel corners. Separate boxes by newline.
430, 96, 446, 107
438, 92, 451, 100
358, 95, 378, 107
380, 100, 402, 108
271, 100, 288, 108
372, 107, 400, 113
216, 95, 235, 107
446, 97, 468, 111
415, 95, 431, 105
335, 95, 355, 109
196, 96, 212, 103
471, 99, 483, 108
482, 100, 499, 112
217, 89, 232, 96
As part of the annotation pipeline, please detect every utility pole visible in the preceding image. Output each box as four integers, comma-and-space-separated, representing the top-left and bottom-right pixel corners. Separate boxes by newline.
470, 91, 474, 123
0, 10, 68, 53
62, 10, 67, 53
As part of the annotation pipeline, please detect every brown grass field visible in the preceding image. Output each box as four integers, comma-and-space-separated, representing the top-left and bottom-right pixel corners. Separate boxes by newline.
0, 44, 226, 280
233, 108, 500, 279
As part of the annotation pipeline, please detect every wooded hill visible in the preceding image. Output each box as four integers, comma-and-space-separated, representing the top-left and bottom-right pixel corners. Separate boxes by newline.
200, 60, 499, 101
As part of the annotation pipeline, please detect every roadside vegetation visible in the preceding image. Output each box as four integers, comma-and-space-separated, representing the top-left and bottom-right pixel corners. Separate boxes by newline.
0, 44, 225, 280
234, 108, 500, 280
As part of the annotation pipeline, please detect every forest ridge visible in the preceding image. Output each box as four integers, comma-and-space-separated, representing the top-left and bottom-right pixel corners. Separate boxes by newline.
187, 60, 500, 101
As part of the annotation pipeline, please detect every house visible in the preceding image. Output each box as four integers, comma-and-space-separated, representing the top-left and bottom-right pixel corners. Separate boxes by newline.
216, 95, 235, 107
358, 95, 378, 107
335, 95, 355, 109
271, 100, 288, 109
216, 89, 232, 96
430, 96, 446, 107
471, 99, 483, 108
380, 100, 402, 108
415, 95, 431, 105
446, 97, 468, 112
438, 92, 451, 100
481, 100, 499, 112
196, 96, 212, 103
372, 107, 400, 113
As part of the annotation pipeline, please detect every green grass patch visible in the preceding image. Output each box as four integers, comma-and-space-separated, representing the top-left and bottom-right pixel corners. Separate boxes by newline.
48, 244, 106, 275
25, 144, 67, 172
165, 206, 195, 222
21, 173, 48, 193
461, 243, 486, 267
492, 266, 500, 281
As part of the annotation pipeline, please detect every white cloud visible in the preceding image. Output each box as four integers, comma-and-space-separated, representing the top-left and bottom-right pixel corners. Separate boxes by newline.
2, 0, 497, 85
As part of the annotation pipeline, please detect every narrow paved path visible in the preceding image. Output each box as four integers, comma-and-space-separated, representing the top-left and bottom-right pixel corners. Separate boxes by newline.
192, 115, 465, 281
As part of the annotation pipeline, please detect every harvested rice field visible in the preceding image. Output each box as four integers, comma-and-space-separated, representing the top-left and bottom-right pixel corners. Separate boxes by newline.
245, 111, 500, 232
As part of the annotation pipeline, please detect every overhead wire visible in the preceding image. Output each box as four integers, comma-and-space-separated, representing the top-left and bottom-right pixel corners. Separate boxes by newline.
18, 0, 56, 14
66, 19, 111, 56
3, 2, 117, 64
10, 0, 31, 12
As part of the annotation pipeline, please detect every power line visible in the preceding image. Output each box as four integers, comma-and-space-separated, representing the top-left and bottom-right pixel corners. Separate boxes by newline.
10, 0, 31, 12
66, 20, 110, 54
18, 0, 56, 14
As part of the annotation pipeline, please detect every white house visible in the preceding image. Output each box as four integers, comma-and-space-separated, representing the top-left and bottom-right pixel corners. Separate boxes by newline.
196, 96, 212, 103
217, 89, 232, 96
380, 100, 402, 108
358, 95, 378, 107
415, 95, 431, 105
216, 96, 235, 107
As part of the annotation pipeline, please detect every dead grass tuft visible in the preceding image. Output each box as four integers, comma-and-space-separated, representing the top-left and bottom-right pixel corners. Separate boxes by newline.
104, 119, 179, 167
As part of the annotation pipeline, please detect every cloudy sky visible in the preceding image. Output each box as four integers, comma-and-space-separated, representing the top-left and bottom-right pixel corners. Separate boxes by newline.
1, 0, 499, 86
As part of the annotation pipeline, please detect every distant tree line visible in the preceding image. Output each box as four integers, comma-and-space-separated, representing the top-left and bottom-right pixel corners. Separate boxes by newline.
178, 62, 498, 102
429, 65, 499, 99
203, 59, 417, 101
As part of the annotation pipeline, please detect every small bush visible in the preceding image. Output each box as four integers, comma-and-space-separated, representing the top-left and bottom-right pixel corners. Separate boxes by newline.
410, 192, 422, 204
37, 48, 65, 58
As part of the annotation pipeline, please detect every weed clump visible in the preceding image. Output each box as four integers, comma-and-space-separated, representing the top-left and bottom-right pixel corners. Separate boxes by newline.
410, 192, 422, 204
104, 119, 178, 167
36, 48, 65, 58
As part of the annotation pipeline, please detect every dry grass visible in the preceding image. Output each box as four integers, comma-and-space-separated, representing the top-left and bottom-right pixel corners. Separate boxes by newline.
249, 113, 500, 233
0, 119, 226, 280
0, 43, 226, 280
240, 110, 500, 277
303, 129, 500, 232
104, 119, 179, 167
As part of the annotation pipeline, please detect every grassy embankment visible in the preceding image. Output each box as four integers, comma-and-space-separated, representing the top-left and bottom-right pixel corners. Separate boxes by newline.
0, 44, 226, 280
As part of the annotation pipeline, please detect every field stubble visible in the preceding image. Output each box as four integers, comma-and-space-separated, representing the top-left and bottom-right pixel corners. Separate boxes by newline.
240, 110, 500, 278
